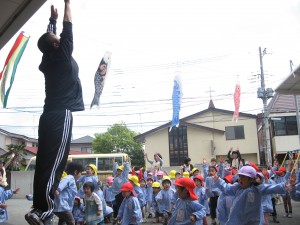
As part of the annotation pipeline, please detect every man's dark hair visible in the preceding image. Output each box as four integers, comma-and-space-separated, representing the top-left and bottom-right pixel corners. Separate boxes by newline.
65, 162, 84, 175
155, 153, 162, 159
37, 32, 55, 54
83, 181, 94, 192
184, 157, 191, 164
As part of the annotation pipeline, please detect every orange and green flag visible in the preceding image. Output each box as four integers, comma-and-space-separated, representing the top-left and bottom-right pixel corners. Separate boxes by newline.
0, 31, 30, 108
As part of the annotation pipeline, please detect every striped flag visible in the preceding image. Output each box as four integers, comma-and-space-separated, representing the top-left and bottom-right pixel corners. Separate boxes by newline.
169, 72, 183, 132
0, 31, 30, 108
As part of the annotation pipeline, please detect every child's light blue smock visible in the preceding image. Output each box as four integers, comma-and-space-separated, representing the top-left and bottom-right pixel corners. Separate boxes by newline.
216, 193, 233, 225
103, 185, 114, 203
194, 186, 208, 214
54, 174, 77, 212
77, 174, 99, 199
134, 185, 146, 207
72, 204, 85, 223
168, 198, 206, 225
155, 188, 176, 213
213, 177, 286, 225
146, 186, 153, 205
111, 162, 130, 199
118, 196, 143, 225
290, 183, 300, 201
0, 186, 13, 223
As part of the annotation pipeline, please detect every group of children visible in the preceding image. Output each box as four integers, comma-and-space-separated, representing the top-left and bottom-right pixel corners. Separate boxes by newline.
23, 149, 300, 225
102, 149, 298, 225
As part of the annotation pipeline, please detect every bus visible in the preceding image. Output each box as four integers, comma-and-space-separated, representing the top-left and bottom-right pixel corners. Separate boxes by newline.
25, 153, 129, 176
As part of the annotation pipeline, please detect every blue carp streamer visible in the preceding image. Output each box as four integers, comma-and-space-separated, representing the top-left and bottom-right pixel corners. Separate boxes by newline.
169, 73, 183, 132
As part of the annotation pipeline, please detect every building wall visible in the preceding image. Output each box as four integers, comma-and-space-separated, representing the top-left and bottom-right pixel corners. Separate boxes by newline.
143, 111, 259, 168
0, 133, 5, 149
144, 129, 170, 168
186, 126, 216, 165
186, 111, 259, 160
272, 135, 299, 153
70, 143, 92, 152
7, 171, 35, 199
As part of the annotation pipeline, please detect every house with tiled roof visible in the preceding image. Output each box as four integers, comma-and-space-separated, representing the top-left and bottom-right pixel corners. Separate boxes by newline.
0, 128, 91, 165
134, 101, 259, 168
70, 135, 94, 153
0, 128, 38, 155
259, 93, 300, 163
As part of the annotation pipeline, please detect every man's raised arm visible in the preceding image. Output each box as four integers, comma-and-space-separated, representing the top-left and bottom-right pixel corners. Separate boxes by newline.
64, 0, 72, 22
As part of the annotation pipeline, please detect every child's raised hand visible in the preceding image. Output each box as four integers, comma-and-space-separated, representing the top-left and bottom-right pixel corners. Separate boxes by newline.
97, 210, 102, 216
289, 174, 297, 187
112, 158, 115, 163
203, 158, 207, 164
55, 190, 60, 196
0, 204, 7, 209
13, 188, 20, 194
219, 156, 224, 163
190, 215, 197, 222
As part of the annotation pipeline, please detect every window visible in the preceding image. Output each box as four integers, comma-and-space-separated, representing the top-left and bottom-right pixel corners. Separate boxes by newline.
11, 138, 22, 145
97, 157, 122, 171
168, 126, 188, 166
272, 116, 298, 136
81, 147, 92, 153
72, 157, 96, 168
225, 126, 245, 140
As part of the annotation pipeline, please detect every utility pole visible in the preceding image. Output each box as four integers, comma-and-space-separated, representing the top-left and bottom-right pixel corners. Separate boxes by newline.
290, 60, 300, 146
257, 47, 274, 165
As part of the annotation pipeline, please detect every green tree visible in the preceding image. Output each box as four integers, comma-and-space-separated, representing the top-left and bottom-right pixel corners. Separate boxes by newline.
93, 122, 145, 168
2, 144, 27, 171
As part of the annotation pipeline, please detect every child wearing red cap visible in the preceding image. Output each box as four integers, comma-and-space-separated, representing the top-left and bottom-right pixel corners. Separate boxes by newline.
272, 165, 292, 218
168, 178, 207, 225
118, 182, 142, 225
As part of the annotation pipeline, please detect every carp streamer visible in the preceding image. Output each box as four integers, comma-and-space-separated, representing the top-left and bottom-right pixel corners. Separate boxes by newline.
169, 72, 183, 132
90, 51, 112, 109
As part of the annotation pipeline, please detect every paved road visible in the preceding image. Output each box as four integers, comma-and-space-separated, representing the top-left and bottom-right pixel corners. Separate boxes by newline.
3, 198, 300, 225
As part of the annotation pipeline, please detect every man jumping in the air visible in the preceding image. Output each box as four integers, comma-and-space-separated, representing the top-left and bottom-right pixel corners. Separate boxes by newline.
25, 0, 84, 224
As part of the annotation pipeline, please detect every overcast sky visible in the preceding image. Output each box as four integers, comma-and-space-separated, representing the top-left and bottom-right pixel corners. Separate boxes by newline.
1, 0, 300, 139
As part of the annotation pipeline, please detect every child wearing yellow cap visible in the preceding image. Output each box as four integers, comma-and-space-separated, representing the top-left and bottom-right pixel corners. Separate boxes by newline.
77, 164, 100, 199
155, 176, 176, 223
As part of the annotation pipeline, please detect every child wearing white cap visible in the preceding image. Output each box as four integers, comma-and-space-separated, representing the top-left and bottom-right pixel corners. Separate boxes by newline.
212, 166, 287, 225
